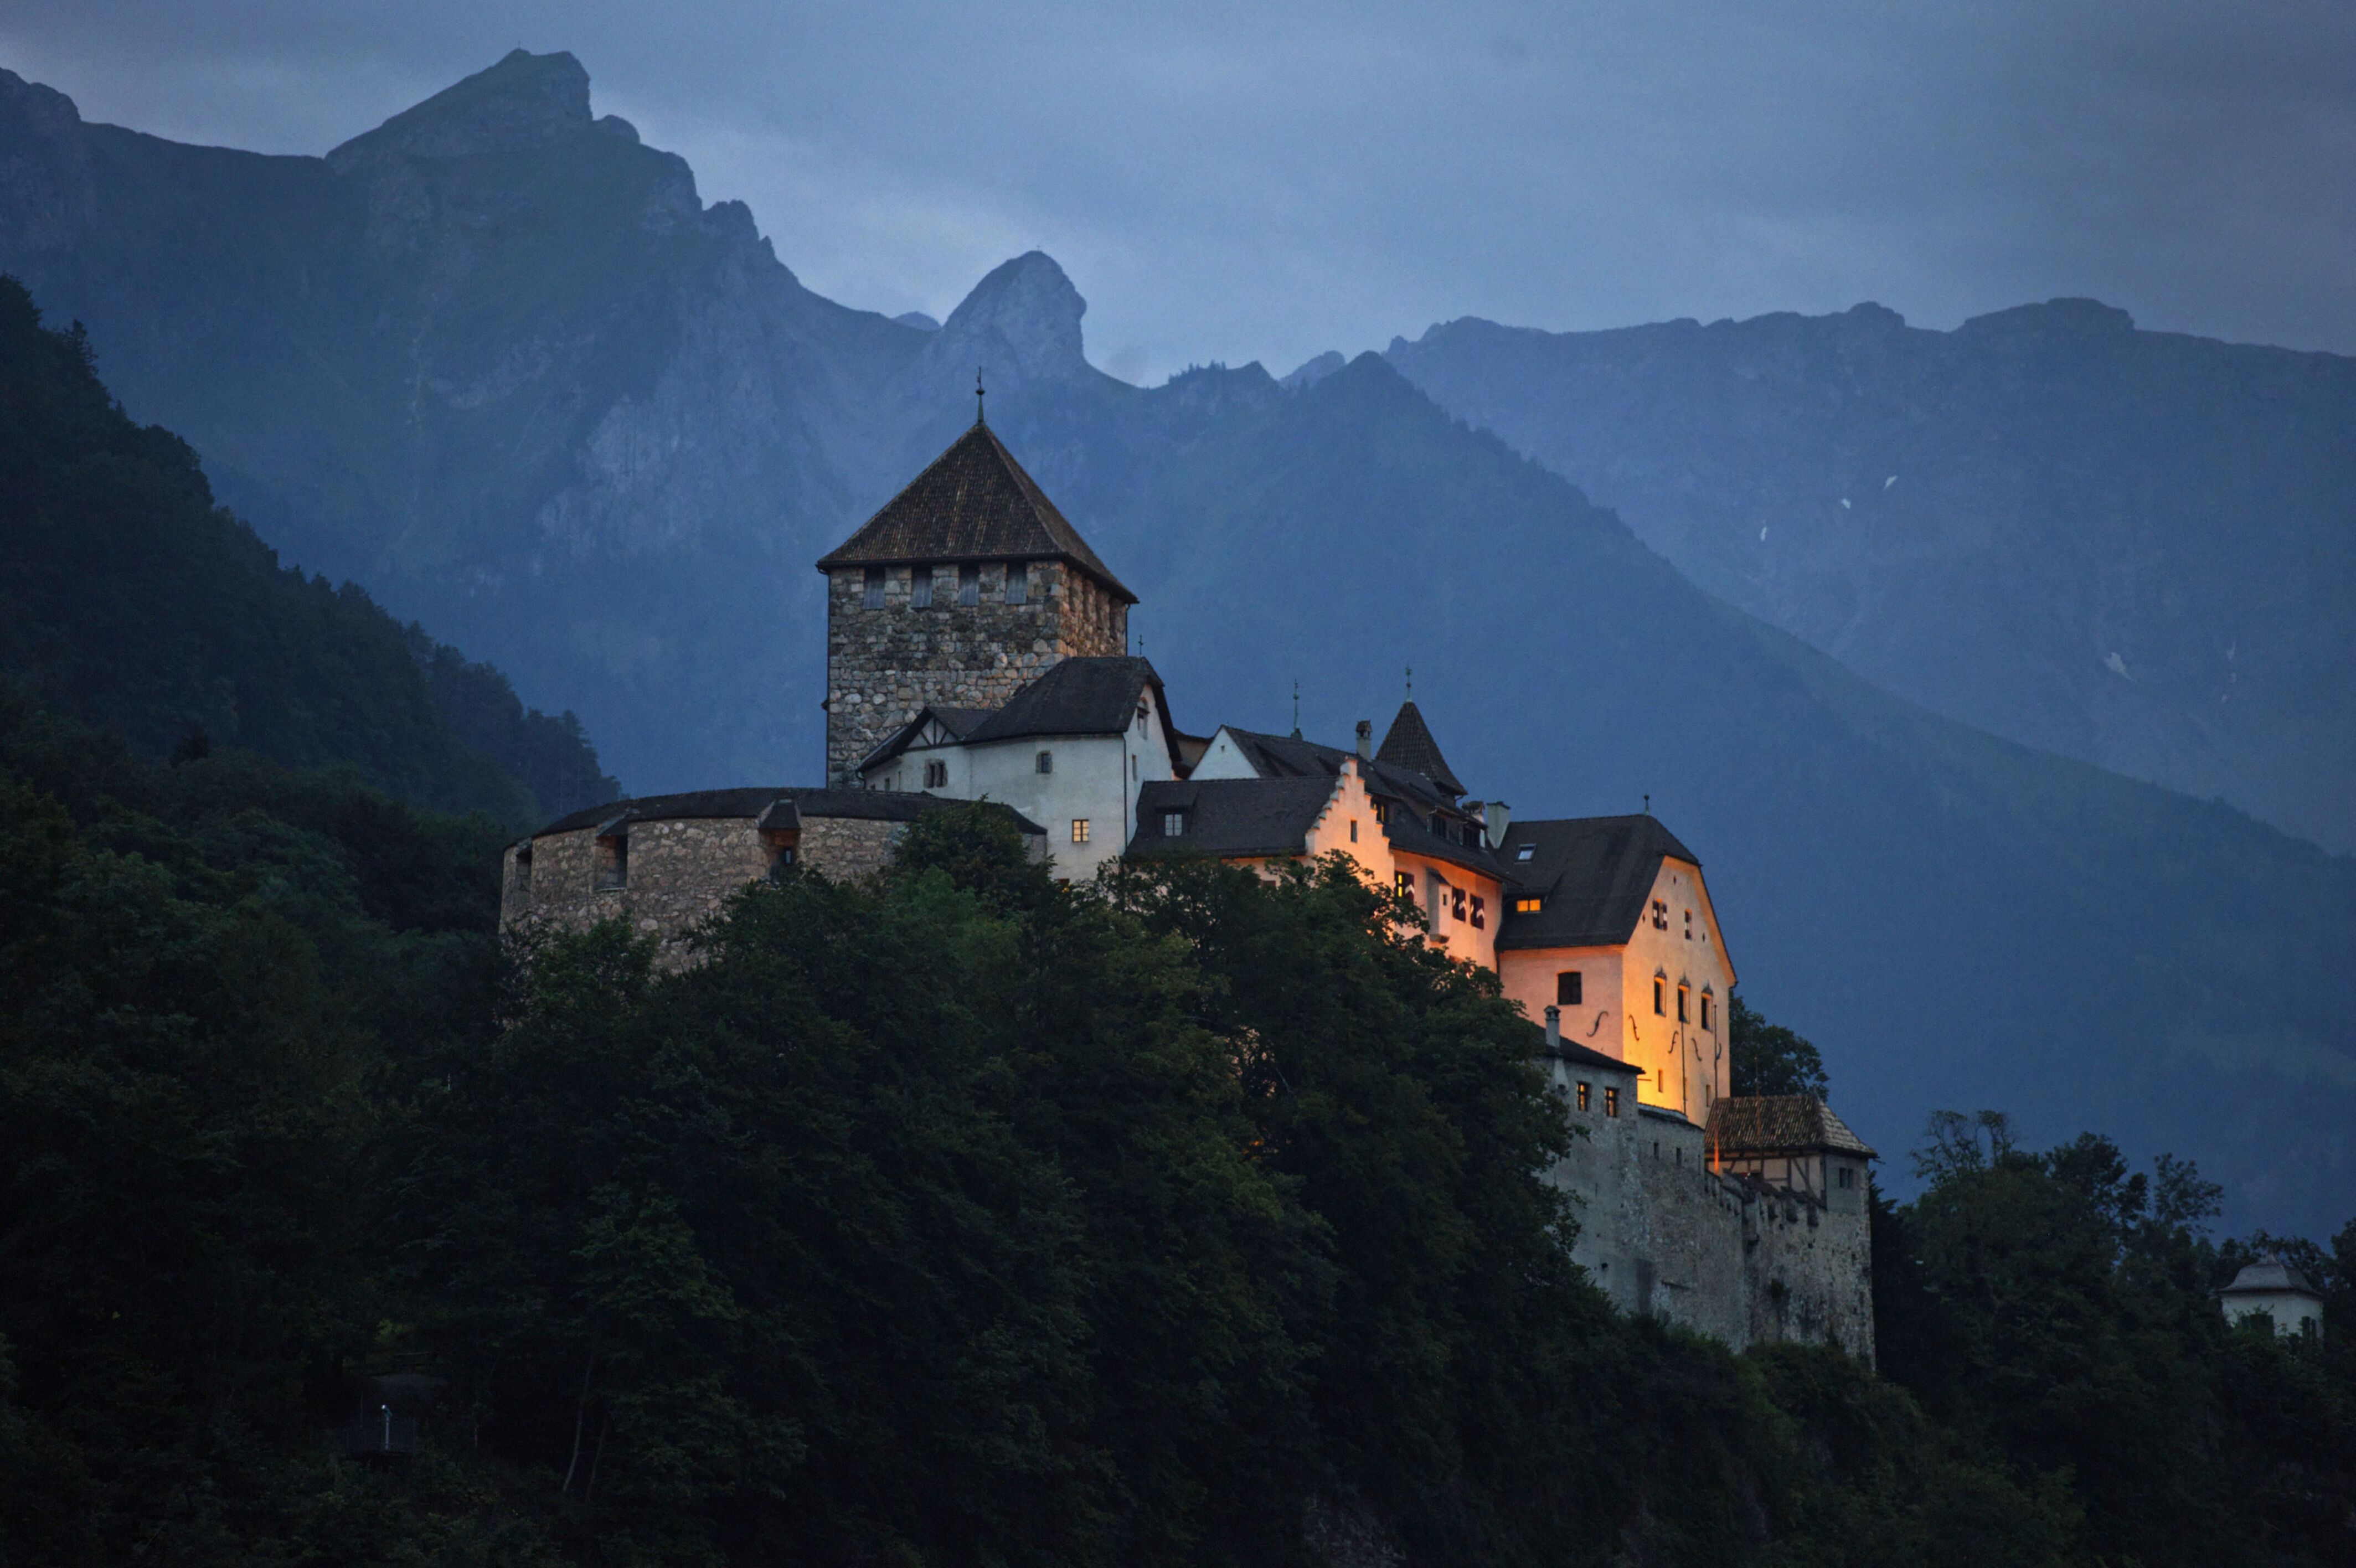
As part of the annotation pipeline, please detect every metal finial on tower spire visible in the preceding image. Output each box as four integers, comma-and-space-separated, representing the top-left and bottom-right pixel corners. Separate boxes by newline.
975, 367, 986, 426
1643, 792, 1651, 815
1405, 665, 1412, 698
1291, 679, 1302, 739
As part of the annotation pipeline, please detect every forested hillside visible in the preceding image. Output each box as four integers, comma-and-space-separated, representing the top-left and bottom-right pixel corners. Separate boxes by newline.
1, 757, 2347, 1565
0, 277, 615, 825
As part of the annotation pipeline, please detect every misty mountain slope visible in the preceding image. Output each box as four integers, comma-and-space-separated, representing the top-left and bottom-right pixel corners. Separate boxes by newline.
0, 275, 614, 825
0, 51, 1136, 789
1386, 304, 2356, 853
988, 354, 2356, 1234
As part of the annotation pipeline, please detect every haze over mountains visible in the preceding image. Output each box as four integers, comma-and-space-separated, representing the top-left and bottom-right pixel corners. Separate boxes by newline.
1, 48, 2350, 1232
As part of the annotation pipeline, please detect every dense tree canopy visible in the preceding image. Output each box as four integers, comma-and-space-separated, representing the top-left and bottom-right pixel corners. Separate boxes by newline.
0, 736, 2347, 1565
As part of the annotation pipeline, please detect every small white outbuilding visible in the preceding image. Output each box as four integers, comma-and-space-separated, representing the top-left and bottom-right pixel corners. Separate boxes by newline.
2220, 1257, 2324, 1340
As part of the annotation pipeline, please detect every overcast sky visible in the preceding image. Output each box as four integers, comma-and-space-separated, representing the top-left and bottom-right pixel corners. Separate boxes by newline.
7, 1, 2352, 384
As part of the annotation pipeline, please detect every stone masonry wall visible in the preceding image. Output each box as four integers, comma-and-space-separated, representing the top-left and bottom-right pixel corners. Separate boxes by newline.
824, 560, 1130, 781
502, 815, 908, 966
1539, 1058, 1876, 1360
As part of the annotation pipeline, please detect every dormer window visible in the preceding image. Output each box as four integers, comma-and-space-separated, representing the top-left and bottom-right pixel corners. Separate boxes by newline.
1162, 811, 1185, 836
1004, 561, 1029, 605
863, 565, 886, 608
958, 564, 980, 606
910, 566, 934, 609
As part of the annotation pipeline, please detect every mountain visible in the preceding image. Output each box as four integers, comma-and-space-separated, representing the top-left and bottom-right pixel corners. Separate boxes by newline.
0, 50, 1119, 791
1384, 304, 2356, 854
2, 51, 2350, 1232
0, 275, 615, 826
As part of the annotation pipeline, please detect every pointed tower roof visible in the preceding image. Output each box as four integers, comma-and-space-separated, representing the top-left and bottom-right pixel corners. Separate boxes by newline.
816, 423, 1136, 603
1375, 700, 1465, 797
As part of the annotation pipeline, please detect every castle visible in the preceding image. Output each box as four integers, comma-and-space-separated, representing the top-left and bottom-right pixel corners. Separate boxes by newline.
502, 411, 1877, 1359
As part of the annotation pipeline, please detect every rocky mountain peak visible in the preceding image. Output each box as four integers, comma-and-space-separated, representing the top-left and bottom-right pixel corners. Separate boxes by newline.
938, 251, 1092, 383
327, 49, 594, 169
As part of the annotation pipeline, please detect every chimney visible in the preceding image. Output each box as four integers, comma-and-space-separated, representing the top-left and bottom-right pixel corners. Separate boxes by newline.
1544, 1004, 1561, 1051
1355, 719, 1372, 759
1484, 801, 1511, 849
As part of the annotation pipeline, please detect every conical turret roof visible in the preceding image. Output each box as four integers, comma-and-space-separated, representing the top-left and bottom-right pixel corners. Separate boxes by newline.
1375, 700, 1465, 797
817, 422, 1135, 603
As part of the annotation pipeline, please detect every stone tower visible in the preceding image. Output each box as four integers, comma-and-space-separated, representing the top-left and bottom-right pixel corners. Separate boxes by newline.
816, 420, 1136, 782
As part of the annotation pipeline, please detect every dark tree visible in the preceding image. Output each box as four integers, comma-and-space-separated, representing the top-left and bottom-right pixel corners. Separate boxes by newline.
1728, 993, 1830, 1098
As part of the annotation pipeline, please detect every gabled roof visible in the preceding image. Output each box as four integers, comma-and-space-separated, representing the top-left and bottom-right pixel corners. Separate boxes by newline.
533, 787, 1044, 838
816, 422, 1136, 603
853, 704, 1003, 775
1706, 1096, 1877, 1160
1214, 726, 1453, 814
1375, 701, 1466, 798
1128, 777, 1339, 859
967, 656, 1169, 744
1493, 814, 1704, 951
1382, 802, 1511, 881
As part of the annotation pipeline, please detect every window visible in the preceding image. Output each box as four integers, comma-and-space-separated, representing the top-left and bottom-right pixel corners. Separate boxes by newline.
1836, 1166, 1855, 1190
1514, 896, 1541, 913
1004, 561, 1028, 604
1652, 898, 1669, 930
1035, 750, 1053, 775
1653, 976, 1666, 1015
1372, 801, 1389, 825
958, 563, 979, 606
1556, 971, 1582, 1005
1451, 888, 1466, 922
1470, 894, 1485, 929
863, 565, 886, 608
1394, 871, 1415, 901
910, 566, 934, 608
1684, 909, 1693, 941
1071, 819, 1091, 844
1604, 1086, 1620, 1118
1162, 811, 1184, 836
923, 759, 947, 788
1514, 843, 1535, 860
1677, 983, 1689, 1023
1700, 991, 1714, 1030
1577, 1081, 1591, 1112
594, 833, 627, 891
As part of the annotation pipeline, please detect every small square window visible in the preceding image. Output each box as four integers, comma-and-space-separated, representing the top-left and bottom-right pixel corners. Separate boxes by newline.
1514, 896, 1541, 913
1036, 750, 1053, 775
1071, 818, 1091, 844
1556, 971, 1582, 1006
1162, 811, 1184, 836
1576, 1081, 1591, 1113
863, 565, 885, 608
910, 566, 934, 609
1004, 561, 1028, 605
1514, 843, 1535, 860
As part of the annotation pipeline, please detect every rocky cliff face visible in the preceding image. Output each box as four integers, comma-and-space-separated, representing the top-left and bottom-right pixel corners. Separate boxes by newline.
1388, 301, 2356, 852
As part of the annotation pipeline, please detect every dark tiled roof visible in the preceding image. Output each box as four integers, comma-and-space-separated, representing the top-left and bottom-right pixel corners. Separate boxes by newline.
1382, 804, 1510, 881
853, 704, 1006, 775
1534, 1024, 1640, 1076
535, 787, 1044, 838
1705, 1096, 1876, 1159
1375, 701, 1466, 797
815, 423, 1136, 603
1127, 778, 1338, 859
2222, 1258, 2321, 1297
1493, 814, 1702, 951
966, 657, 1163, 743
1215, 728, 1453, 814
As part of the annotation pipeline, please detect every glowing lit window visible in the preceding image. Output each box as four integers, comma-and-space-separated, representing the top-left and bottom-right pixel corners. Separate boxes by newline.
1604, 1087, 1620, 1118
1394, 871, 1415, 901
1577, 1081, 1591, 1112
1514, 897, 1542, 913
1071, 819, 1091, 844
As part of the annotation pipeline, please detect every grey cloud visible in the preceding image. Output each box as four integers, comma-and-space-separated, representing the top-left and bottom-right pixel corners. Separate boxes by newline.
2, 0, 2350, 383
